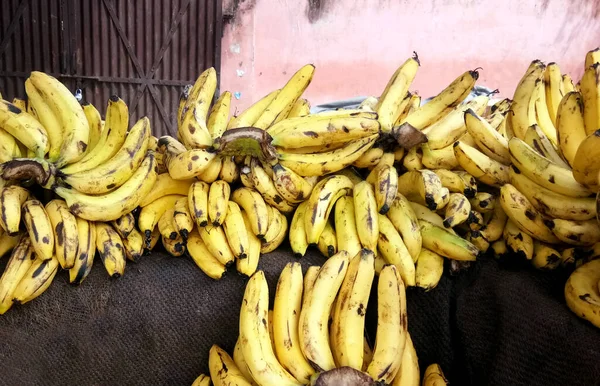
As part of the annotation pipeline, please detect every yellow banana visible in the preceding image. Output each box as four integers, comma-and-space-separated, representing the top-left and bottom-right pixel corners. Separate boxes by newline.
420, 219, 479, 261
239, 271, 301, 386
402, 146, 423, 171
0, 232, 21, 259
191, 374, 211, 386
138, 194, 184, 244
208, 180, 231, 226
464, 108, 510, 164
0, 127, 22, 162
69, 217, 96, 285
580, 63, 600, 135
172, 197, 194, 240
188, 181, 210, 228
207, 91, 232, 140
164, 148, 217, 180
479, 203, 507, 243
508, 137, 591, 197
551, 218, 600, 246
198, 225, 235, 266
0, 185, 30, 235
491, 239, 508, 257
432, 169, 477, 198
287, 98, 311, 118
443, 193, 471, 228
271, 163, 316, 203
469, 192, 495, 213
61, 96, 128, 174
352, 146, 384, 169
250, 159, 296, 213
404, 69, 479, 130
376, 54, 420, 132
377, 214, 416, 286
510, 60, 545, 140
222, 201, 249, 259
179, 67, 216, 149
208, 344, 253, 386
95, 222, 126, 278
523, 124, 569, 168
366, 163, 398, 215
24, 78, 63, 160
453, 141, 509, 187
162, 234, 185, 256
55, 152, 157, 221
187, 228, 227, 280
272, 262, 315, 383
367, 264, 407, 384
556, 91, 587, 167
564, 259, 600, 328
353, 181, 379, 251
253, 64, 315, 129
397, 93, 422, 125
499, 184, 559, 244
317, 221, 337, 257
228, 90, 280, 129
12, 255, 59, 305
572, 130, 600, 190
236, 210, 261, 277
531, 240, 561, 270
122, 228, 144, 262
544, 62, 563, 126
0, 237, 36, 314
139, 172, 194, 207
299, 250, 349, 372
420, 143, 459, 170
423, 364, 448, 386
415, 249, 444, 291
22, 199, 54, 261
231, 187, 270, 239
391, 332, 420, 386
0, 99, 48, 157
261, 206, 288, 254
397, 170, 445, 210
45, 199, 78, 269
386, 193, 422, 262
112, 212, 135, 239
503, 218, 534, 260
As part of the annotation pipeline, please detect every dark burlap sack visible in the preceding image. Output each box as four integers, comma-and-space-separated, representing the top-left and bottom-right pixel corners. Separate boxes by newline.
0, 248, 598, 386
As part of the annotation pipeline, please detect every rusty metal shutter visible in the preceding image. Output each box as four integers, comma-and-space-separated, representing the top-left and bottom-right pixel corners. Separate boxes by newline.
0, 0, 222, 137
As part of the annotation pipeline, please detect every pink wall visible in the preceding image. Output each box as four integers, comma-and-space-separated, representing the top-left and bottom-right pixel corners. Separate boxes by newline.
220, 0, 600, 112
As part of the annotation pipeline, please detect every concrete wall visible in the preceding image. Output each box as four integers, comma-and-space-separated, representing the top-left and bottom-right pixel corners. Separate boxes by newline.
220, 0, 600, 112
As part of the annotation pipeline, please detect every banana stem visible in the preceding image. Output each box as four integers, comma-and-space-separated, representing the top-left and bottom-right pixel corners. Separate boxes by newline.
0, 159, 53, 187
214, 127, 278, 161
391, 122, 428, 149
309, 367, 375, 386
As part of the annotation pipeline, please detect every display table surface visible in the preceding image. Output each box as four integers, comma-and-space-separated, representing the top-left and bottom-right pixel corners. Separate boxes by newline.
0, 248, 598, 386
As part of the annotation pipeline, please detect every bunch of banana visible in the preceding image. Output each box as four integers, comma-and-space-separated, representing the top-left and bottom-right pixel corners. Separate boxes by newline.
194, 250, 424, 386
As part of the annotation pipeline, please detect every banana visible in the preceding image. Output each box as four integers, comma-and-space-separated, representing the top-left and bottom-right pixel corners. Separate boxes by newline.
533, 78, 558, 145
139, 172, 194, 207
28, 71, 89, 167
138, 194, 184, 244
317, 221, 337, 257
299, 250, 349, 372
366, 163, 398, 215
503, 218, 534, 260
367, 264, 407, 384
359, 96, 378, 111
531, 240, 561, 270
158, 207, 178, 240
490, 239, 508, 257
524, 124, 568, 168
420, 143, 459, 170
332, 195, 361, 257
563, 74, 576, 93
572, 130, 600, 190
432, 169, 477, 198
198, 225, 235, 266
330, 249, 375, 370
469, 192, 495, 213
544, 62, 563, 126
423, 364, 448, 386
0, 185, 30, 234
377, 214, 416, 286
68, 217, 95, 285
402, 146, 423, 171
464, 108, 510, 164
112, 212, 135, 239
122, 228, 144, 262
228, 90, 280, 129
499, 184, 559, 244
289, 201, 310, 258
253, 64, 315, 129
11, 98, 26, 111
386, 193, 422, 262
272, 163, 316, 203
233, 338, 258, 386
410, 202, 452, 231
12, 255, 59, 305
508, 137, 591, 197
162, 234, 186, 256
467, 210, 484, 231
580, 63, 600, 135
453, 141, 509, 186
96, 222, 127, 277
222, 201, 249, 259
0, 127, 22, 162
391, 332, 420, 386
147, 226, 161, 251
207, 91, 232, 140
239, 271, 301, 386
0, 232, 21, 258
237, 211, 262, 277
304, 175, 353, 245
397, 170, 445, 210
551, 218, 600, 246
0, 237, 36, 314
179, 67, 216, 149
404, 69, 479, 130
556, 92, 587, 167
45, 199, 78, 269
353, 181, 379, 251
0, 100, 48, 157
375, 54, 420, 132
269, 113, 379, 149
288, 98, 311, 118
420, 219, 479, 261
422, 95, 489, 149
397, 94, 422, 125
187, 228, 227, 280
415, 249, 444, 291
231, 187, 270, 239
208, 344, 253, 386
250, 160, 296, 213
509, 165, 595, 221
208, 180, 231, 226
564, 259, 600, 328
188, 181, 210, 228
176, 85, 191, 129
191, 374, 211, 386
171, 197, 193, 241
24, 79, 63, 160
352, 146, 384, 169
21, 199, 54, 261
585, 47, 600, 68
479, 202, 507, 242
55, 152, 157, 222
164, 147, 217, 181
218, 155, 240, 183
510, 60, 545, 140
278, 134, 378, 177
443, 193, 471, 228
61, 96, 128, 174
62, 116, 150, 194
261, 207, 288, 254
272, 262, 315, 383
157, 135, 187, 155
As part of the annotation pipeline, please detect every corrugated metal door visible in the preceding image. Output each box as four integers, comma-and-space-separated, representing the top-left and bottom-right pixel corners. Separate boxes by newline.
0, 0, 222, 136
